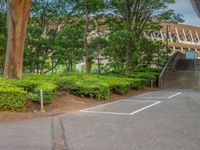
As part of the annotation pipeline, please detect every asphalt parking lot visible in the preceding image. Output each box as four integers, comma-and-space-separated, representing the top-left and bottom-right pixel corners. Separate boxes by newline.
0, 90, 200, 150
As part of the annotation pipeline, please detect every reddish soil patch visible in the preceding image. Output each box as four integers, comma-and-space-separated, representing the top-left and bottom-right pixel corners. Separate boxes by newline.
0, 87, 158, 121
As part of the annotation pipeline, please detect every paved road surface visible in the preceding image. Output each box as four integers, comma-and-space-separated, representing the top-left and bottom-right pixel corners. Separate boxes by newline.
0, 89, 200, 150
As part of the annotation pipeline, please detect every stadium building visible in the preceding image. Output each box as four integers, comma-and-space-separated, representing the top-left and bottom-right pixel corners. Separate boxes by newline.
144, 22, 200, 59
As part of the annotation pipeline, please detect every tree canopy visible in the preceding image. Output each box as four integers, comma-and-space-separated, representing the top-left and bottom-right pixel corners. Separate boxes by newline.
0, 0, 183, 78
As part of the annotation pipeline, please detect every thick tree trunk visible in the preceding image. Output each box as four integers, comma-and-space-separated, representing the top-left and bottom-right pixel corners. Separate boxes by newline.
84, 3, 92, 73
97, 47, 101, 74
4, 0, 31, 79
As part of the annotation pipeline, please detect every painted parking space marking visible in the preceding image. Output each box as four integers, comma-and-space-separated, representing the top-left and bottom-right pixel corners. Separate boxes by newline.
134, 92, 151, 97
81, 110, 131, 116
129, 101, 161, 115
136, 92, 182, 99
81, 100, 161, 116
80, 91, 182, 116
82, 100, 125, 112
122, 100, 160, 103
167, 92, 182, 98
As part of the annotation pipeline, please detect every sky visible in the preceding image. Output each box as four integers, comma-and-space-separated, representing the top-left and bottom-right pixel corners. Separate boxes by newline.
168, 0, 200, 27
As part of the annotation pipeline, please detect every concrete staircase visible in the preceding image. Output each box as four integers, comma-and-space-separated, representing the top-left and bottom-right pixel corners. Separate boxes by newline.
162, 59, 200, 89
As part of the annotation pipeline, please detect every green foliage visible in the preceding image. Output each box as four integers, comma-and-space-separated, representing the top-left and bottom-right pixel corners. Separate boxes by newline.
32, 82, 57, 104
10, 80, 39, 92
0, 87, 28, 110
74, 79, 110, 100
31, 89, 56, 104
55, 73, 147, 99
128, 72, 156, 85
22, 75, 58, 104
0, 5, 7, 74
0, 69, 158, 110
56, 75, 78, 91
99, 76, 130, 94
127, 68, 160, 85
24, 0, 77, 74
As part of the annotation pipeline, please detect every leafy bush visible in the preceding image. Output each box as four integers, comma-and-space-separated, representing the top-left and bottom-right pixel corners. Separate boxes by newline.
133, 67, 161, 73
73, 79, 110, 100
10, 79, 39, 92
125, 78, 145, 89
31, 82, 57, 104
56, 76, 78, 91
99, 76, 130, 94
22, 75, 58, 103
30, 89, 56, 104
0, 70, 156, 110
128, 72, 158, 85
56, 73, 146, 98
0, 87, 28, 110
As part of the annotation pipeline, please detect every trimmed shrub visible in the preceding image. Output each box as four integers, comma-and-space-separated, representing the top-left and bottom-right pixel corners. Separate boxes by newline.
22, 75, 58, 104
125, 78, 145, 89
73, 79, 110, 100
133, 67, 161, 73
0, 70, 156, 110
32, 82, 58, 104
99, 76, 130, 94
128, 72, 157, 85
56, 76, 79, 91
10, 79, 39, 92
0, 87, 28, 110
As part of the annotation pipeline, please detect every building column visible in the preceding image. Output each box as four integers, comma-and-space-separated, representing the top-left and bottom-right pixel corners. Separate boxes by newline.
181, 47, 184, 53
143, 31, 148, 38
160, 30, 165, 42
173, 46, 176, 52
169, 32, 173, 42
182, 29, 188, 43
189, 30, 195, 43
150, 33, 154, 40
195, 31, 200, 44
175, 28, 181, 43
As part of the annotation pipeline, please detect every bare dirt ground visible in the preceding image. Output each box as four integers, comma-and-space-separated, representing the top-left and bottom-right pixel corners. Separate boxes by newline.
0, 87, 158, 121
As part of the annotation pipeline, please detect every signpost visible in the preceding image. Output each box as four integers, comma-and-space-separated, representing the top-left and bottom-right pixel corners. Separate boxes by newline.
40, 89, 45, 112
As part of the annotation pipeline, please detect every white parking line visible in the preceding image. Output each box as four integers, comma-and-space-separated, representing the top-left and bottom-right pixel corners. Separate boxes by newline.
82, 100, 122, 111
140, 97, 168, 99
81, 110, 130, 116
130, 101, 161, 115
81, 100, 161, 116
134, 92, 151, 97
122, 100, 158, 102
167, 92, 182, 98
138, 92, 183, 99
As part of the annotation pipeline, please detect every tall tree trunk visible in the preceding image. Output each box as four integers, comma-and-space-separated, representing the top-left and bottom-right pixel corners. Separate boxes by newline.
97, 47, 101, 74
84, 3, 92, 73
4, 0, 31, 79
51, 55, 54, 74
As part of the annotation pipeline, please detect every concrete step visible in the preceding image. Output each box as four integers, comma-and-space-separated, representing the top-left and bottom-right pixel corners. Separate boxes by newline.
162, 59, 200, 89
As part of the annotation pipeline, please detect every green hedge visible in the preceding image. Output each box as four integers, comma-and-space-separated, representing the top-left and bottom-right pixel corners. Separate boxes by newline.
10, 79, 39, 92
73, 79, 110, 100
99, 76, 130, 94
55, 74, 146, 98
32, 82, 57, 104
128, 72, 158, 85
0, 70, 158, 110
0, 87, 28, 110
